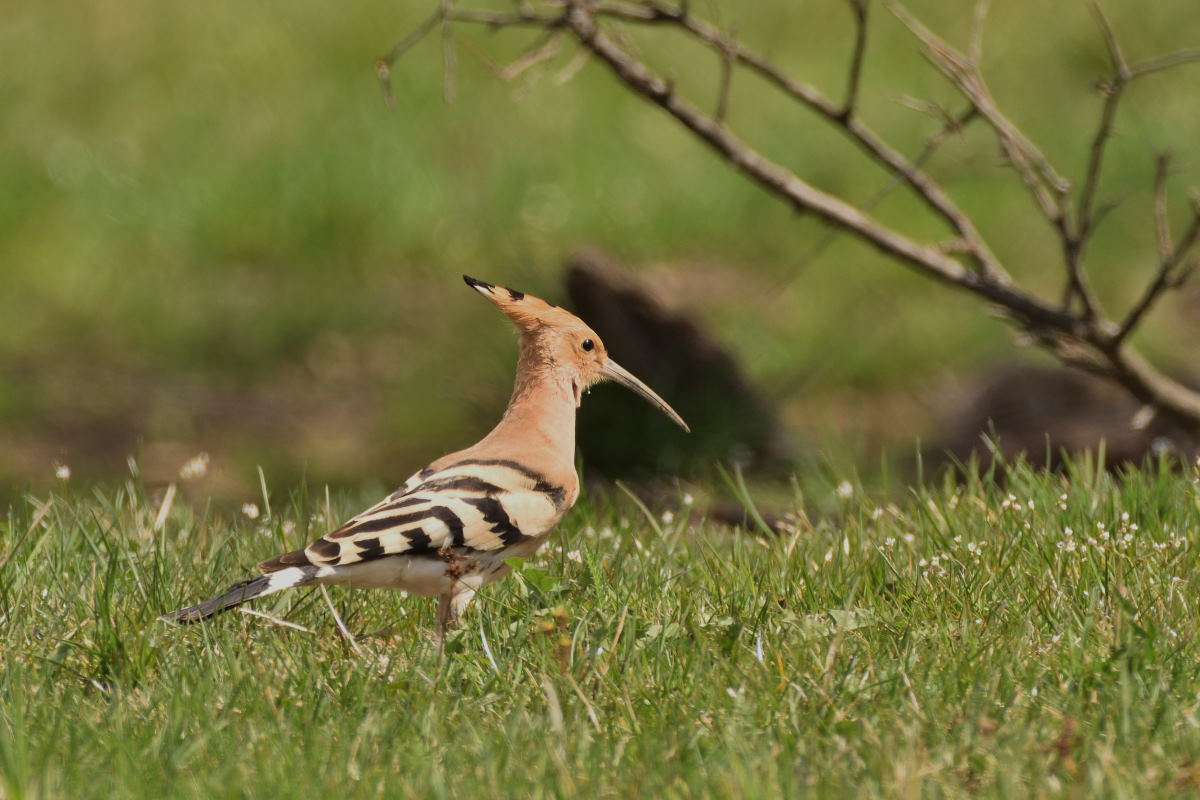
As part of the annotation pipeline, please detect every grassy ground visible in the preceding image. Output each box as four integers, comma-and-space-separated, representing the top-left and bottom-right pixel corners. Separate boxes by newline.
4, 455, 1200, 797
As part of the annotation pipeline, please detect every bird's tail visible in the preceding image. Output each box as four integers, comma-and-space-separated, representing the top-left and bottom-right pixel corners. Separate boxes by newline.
161, 567, 316, 624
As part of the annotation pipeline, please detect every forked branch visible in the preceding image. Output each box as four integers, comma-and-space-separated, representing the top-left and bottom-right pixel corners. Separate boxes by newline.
382, 0, 1200, 429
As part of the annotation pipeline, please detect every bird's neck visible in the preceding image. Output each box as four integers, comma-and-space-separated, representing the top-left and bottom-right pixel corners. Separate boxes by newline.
477, 339, 578, 472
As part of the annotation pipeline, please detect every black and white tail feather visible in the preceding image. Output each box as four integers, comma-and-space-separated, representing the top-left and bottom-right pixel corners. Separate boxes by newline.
161, 568, 318, 623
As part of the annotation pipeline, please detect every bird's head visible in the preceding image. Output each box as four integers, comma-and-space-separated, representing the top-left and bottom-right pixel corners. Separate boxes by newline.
464, 275, 689, 432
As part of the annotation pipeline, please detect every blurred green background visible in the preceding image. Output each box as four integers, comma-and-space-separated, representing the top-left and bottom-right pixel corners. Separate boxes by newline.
2, 0, 1198, 495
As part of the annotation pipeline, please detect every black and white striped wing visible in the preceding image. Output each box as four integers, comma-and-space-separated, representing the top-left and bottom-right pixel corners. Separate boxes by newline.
258, 459, 566, 572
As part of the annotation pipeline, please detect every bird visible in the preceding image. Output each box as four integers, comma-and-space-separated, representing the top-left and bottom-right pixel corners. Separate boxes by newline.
163, 275, 689, 645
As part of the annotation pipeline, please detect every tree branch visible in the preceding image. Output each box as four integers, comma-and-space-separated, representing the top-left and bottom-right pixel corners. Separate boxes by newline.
595, 0, 1006, 279
385, 0, 1200, 430
789, 104, 978, 278
841, 0, 869, 119
1115, 185, 1200, 347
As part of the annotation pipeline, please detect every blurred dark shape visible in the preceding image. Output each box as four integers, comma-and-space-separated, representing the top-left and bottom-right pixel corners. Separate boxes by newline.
929, 364, 1200, 471
566, 250, 791, 477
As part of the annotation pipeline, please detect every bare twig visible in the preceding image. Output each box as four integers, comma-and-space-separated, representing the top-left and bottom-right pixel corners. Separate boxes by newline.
841, 0, 869, 119
1115, 188, 1200, 346
788, 105, 978, 279
496, 30, 562, 82
889, 3, 1067, 219
1129, 47, 1200, 79
597, 0, 1006, 278
380, 7, 444, 68
555, 43, 591, 84
889, 1, 1114, 320
714, 28, 735, 123
968, 0, 990, 67
1153, 154, 1173, 262
1076, 2, 1129, 239
441, 0, 458, 103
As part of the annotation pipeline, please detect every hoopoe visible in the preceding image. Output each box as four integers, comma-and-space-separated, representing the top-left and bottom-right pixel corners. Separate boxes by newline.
163, 275, 688, 644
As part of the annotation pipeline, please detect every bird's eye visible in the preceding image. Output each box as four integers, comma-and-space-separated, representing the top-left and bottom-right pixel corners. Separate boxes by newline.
581, 338, 595, 352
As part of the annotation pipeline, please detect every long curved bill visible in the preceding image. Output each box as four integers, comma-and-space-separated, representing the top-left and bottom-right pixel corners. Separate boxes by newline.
600, 358, 690, 432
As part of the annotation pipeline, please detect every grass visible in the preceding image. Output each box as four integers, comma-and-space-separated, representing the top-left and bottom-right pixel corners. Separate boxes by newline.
4, 454, 1200, 797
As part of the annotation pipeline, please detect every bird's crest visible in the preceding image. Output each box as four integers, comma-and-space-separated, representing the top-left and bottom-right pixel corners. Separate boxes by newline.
462, 275, 581, 334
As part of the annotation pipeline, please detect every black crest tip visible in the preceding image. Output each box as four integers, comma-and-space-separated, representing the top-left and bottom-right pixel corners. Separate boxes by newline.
463, 275, 494, 292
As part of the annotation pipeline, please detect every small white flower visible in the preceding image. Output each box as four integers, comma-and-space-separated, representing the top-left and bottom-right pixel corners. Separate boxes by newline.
660, 510, 675, 524
884, 537, 896, 547
903, 533, 915, 544
565, 550, 583, 563
54, 462, 71, 481
823, 549, 833, 563
836, 480, 854, 500
241, 503, 260, 520
179, 452, 210, 480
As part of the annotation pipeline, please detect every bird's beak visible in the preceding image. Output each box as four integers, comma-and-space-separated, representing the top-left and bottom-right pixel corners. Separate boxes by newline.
599, 358, 690, 432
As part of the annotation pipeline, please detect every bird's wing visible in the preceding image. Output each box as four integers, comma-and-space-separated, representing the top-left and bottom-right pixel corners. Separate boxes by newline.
257, 458, 566, 572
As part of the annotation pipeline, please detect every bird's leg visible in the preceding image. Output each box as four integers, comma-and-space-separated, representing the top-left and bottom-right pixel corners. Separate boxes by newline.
434, 586, 477, 652
435, 593, 455, 652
